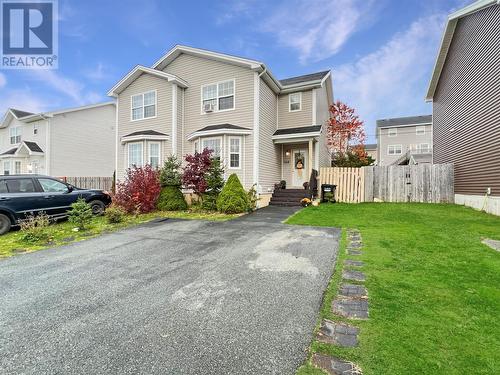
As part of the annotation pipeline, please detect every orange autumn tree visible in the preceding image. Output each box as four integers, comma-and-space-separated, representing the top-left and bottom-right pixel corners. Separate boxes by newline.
326, 100, 371, 167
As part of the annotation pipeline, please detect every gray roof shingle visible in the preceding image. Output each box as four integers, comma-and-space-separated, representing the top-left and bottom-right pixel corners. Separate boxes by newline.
279, 71, 330, 86
196, 124, 250, 132
376, 115, 432, 128
1, 147, 17, 155
124, 130, 168, 137
273, 125, 322, 136
10, 109, 34, 118
24, 141, 43, 153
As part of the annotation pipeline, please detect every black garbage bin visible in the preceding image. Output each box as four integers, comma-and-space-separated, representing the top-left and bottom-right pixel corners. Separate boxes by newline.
321, 184, 337, 203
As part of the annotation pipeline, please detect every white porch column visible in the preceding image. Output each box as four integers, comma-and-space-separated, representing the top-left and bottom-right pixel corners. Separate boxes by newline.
308, 139, 313, 177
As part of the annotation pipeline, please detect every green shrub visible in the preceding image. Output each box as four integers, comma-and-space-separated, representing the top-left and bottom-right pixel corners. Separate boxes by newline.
157, 185, 188, 211
20, 212, 50, 244
68, 198, 93, 230
247, 184, 259, 212
105, 205, 126, 224
160, 155, 182, 187
217, 174, 249, 214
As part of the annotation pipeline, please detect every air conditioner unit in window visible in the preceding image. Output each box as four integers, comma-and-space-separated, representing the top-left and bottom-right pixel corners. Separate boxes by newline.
204, 103, 215, 113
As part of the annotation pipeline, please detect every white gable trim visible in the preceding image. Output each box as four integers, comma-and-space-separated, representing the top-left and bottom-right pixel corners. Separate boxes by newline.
107, 65, 188, 97
426, 0, 498, 101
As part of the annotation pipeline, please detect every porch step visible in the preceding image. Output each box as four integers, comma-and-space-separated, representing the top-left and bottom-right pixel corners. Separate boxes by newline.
269, 189, 311, 207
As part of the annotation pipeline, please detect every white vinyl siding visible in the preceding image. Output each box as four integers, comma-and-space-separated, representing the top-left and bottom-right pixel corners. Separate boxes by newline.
416, 126, 426, 135
148, 142, 160, 168
10, 127, 21, 144
201, 79, 235, 112
388, 144, 402, 155
289, 92, 302, 112
131, 91, 156, 121
128, 142, 143, 167
388, 128, 397, 137
417, 143, 430, 153
229, 136, 241, 169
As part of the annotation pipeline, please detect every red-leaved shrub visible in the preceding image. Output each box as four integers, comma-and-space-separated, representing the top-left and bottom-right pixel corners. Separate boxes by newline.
114, 165, 161, 213
182, 149, 213, 196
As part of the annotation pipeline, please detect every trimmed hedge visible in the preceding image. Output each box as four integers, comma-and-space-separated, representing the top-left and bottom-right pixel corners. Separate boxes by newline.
217, 174, 249, 214
157, 185, 187, 211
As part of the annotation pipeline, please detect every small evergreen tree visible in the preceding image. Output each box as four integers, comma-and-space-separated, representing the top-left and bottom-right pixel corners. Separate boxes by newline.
160, 155, 182, 187
201, 158, 225, 211
68, 199, 93, 230
157, 185, 188, 211
217, 174, 249, 214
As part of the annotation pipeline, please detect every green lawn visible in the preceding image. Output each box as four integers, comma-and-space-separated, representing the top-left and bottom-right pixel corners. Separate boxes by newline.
287, 203, 500, 375
0, 210, 239, 258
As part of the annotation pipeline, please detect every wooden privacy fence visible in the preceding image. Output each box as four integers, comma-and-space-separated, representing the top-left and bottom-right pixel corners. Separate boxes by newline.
59, 176, 114, 192
319, 167, 365, 203
318, 164, 454, 203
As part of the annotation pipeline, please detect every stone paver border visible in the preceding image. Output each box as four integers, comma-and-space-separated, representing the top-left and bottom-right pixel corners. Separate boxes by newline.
312, 353, 363, 375
316, 320, 359, 347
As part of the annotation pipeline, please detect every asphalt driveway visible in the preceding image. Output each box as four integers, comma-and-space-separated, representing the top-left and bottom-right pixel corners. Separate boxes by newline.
0, 208, 340, 374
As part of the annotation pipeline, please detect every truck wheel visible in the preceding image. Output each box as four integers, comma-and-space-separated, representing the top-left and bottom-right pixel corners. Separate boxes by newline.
89, 200, 106, 216
0, 214, 12, 235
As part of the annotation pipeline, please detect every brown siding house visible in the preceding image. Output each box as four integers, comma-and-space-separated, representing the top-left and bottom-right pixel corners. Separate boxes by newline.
426, 0, 500, 215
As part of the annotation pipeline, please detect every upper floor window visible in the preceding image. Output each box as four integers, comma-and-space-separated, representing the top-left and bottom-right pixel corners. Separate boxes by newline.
417, 143, 430, 153
388, 128, 397, 137
388, 144, 402, 155
289, 92, 302, 112
128, 142, 143, 168
229, 137, 241, 169
33, 124, 38, 135
10, 127, 21, 144
131, 91, 156, 121
416, 126, 425, 135
202, 79, 235, 112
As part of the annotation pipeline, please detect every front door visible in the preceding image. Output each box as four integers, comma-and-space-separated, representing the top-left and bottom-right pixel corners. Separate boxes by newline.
292, 149, 308, 187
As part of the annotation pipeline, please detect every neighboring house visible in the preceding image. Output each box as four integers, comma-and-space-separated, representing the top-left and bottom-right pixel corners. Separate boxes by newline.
364, 143, 377, 164
0, 103, 116, 177
426, 0, 500, 215
108, 45, 333, 206
376, 115, 433, 166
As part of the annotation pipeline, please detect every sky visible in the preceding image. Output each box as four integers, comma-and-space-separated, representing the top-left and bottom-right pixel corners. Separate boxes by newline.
0, 0, 471, 142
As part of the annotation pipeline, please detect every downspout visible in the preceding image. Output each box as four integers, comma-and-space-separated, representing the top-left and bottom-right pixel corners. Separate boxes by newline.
42, 115, 51, 175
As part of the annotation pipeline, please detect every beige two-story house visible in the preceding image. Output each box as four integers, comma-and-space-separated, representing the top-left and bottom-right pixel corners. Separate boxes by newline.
108, 45, 333, 206
376, 115, 433, 166
0, 103, 116, 177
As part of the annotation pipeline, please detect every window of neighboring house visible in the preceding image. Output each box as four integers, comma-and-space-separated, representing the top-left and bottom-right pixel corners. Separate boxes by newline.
128, 142, 143, 168
289, 92, 302, 112
131, 91, 156, 121
416, 126, 425, 135
38, 178, 69, 193
418, 143, 430, 153
388, 145, 402, 155
28, 160, 39, 174
201, 138, 222, 160
202, 79, 235, 112
0, 180, 7, 193
148, 142, 160, 169
10, 127, 21, 144
33, 124, 38, 135
3, 161, 10, 175
229, 137, 241, 169
388, 128, 397, 137
14, 161, 21, 174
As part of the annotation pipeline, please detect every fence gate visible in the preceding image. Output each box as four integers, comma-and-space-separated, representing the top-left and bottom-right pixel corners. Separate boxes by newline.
318, 167, 365, 203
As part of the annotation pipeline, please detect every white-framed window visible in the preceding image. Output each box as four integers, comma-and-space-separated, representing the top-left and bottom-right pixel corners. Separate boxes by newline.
416, 126, 426, 135
388, 144, 402, 155
418, 143, 430, 153
229, 136, 241, 169
128, 142, 143, 168
194, 140, 199, 153
33, 124, 38, 135
131, 91, 156, 121
10, 127, 21, 144
201, 79, 235, 112
388, 128, 397, 137
289, 92, 302, 112
3, 161, 10, 175
148, 142, 160, 169
14, 161, 21, 174
201, 137, 222, 160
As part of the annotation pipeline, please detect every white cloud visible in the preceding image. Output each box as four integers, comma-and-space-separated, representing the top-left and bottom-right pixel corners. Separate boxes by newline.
262, 0, 375, 63
83, 62, 109, 82
0, 73, 6, 88
29, 70, 87, 105
332, 14, 445, 141
0, 88, 51, 115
